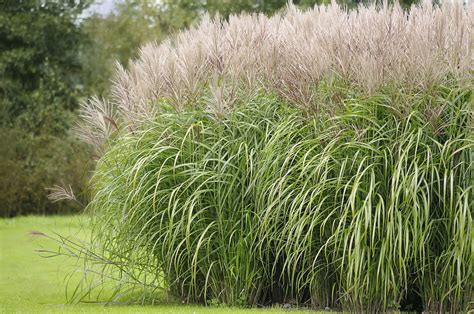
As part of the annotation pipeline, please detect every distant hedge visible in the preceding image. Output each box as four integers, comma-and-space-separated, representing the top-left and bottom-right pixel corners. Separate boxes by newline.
0, 128, 90, 217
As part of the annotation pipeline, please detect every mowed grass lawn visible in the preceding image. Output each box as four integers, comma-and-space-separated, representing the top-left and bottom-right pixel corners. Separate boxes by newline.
0, 216, 319, 313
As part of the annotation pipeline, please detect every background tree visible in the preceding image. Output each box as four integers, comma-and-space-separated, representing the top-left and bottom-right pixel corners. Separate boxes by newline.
0, 0, 91, 216
81, 0, 199, 97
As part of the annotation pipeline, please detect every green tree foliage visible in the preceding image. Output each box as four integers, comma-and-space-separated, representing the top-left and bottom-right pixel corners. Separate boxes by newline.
0, 0, 89, 130
81, 0, 201, 96
167, 0, 419, 20
0, 0, 91, 216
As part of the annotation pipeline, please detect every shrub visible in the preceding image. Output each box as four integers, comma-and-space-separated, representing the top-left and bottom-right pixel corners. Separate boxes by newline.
64, 1, 472, 312
0, 127, 90, 217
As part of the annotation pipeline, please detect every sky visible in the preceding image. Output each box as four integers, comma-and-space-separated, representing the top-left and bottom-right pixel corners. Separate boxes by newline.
84, 0, 120, 17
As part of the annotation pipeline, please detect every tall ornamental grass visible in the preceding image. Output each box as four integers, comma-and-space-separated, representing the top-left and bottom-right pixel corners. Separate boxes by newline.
64, 1, 473, 312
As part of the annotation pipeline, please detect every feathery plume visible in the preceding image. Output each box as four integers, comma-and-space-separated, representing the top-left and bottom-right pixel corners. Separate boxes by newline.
77, 1, 472, 150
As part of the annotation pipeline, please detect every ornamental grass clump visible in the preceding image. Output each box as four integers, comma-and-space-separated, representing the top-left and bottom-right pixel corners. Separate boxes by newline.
69, 1, 473, 312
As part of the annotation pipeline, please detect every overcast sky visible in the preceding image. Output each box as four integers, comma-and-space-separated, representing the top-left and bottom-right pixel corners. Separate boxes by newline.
84, 0, 120, 17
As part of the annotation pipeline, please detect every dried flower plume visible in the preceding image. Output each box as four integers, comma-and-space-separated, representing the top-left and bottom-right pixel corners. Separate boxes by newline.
77, 1, 473, 150
46, 184, 81, 204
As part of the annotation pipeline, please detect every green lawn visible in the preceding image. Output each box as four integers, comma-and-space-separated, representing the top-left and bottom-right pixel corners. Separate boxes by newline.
0, 216, 318, 313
